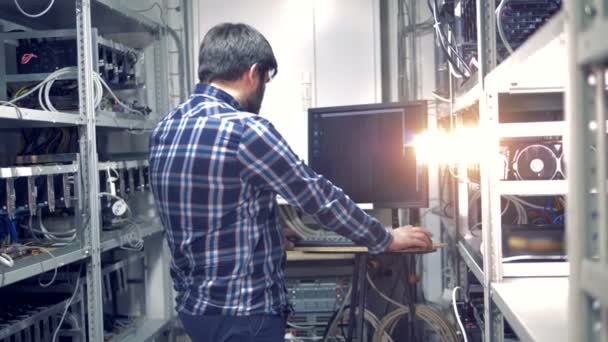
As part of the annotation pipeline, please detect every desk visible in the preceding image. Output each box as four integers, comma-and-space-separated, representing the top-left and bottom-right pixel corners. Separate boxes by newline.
293, 243, 445, 342
286, 250, 354, 261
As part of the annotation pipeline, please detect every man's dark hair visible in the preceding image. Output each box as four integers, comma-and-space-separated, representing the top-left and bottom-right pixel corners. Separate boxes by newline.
198, 23, 278, 84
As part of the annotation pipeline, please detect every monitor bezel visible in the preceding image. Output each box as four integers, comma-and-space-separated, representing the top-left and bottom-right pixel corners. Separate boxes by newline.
307, 101, 429, 209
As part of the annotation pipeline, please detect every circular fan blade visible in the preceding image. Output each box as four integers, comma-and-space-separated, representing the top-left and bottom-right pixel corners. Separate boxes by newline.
513, 144, 558, 180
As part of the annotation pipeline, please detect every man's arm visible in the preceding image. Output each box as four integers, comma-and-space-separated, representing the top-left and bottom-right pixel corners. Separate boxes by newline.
237, 117, 432, 253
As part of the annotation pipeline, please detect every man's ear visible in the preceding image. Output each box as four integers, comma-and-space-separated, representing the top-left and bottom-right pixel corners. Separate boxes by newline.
244, 64, 261, 86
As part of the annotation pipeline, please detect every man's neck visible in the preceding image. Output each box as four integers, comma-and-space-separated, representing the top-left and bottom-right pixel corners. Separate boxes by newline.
210, 81, 244, 106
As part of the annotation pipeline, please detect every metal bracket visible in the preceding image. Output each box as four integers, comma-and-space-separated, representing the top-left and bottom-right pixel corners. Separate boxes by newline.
144, 167, 150, 189
6, 178, 16, 218
27, 176, 37, 216
119, 172, 126, 197
127, 168, 135, 195
138, 167, 145, 192
47, 175, 55, 212
103, 273, 113, 303
63, 174, 72, 208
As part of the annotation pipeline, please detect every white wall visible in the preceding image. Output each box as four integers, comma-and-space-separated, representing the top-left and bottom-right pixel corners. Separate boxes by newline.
313, 0, 381, 107
191, 0, 381, 160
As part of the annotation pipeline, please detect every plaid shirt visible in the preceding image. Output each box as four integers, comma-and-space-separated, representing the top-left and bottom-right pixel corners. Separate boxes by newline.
149, 84, 392, 316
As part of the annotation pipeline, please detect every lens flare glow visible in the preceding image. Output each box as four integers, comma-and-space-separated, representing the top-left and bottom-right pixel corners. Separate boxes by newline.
414, 126, 488, 165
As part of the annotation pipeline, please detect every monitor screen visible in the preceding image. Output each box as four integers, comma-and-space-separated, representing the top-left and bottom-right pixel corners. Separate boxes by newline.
308, 102, 428, 208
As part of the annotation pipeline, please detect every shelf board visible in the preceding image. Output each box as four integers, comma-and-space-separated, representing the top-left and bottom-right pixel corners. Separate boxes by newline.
98, 159, 149, 171
457, 237, 484, 284
0, 105, 83, 127
498, 121, 566, 138
109, 317, 173, 342
0, 162, 78, 178
453, 82, 480, 113
499, 180, 567, 196
491, 277, 568, 342
96, 112, 156, 130
0, 1, 160, 48
100, 219, 163, 252
486, 11, 566, 94
503, 261, 569, 277
5, 73, 144, 91
0, 243, 88, 287
5, 73, 77, 83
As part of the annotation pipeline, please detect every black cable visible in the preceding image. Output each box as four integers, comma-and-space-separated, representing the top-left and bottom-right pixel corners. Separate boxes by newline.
20, 128, 32, 155
427, 0, 472, 78
321, 305, 349, 341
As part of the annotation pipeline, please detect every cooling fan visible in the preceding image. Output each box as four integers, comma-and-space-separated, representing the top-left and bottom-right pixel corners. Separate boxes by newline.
512, 144, 560, 180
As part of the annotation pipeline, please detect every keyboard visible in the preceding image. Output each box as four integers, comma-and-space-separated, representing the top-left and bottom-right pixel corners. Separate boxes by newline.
294, 235, 355, 247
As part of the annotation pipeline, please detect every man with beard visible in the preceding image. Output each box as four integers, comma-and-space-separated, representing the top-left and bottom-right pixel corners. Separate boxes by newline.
149, 23, 433, 342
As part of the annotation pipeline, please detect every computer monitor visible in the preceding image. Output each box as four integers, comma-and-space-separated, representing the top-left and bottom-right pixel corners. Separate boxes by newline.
308, 102, 428, 208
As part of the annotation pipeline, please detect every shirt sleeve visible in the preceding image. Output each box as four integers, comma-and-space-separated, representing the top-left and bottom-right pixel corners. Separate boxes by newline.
236, 116, 392, 254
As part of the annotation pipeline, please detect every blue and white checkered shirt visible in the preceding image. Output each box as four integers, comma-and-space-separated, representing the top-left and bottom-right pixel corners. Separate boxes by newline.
149, 84, 392, 316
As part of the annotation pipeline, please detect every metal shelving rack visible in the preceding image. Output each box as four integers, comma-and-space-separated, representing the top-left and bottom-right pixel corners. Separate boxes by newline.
0, 1, 174, 341
450, 1, 570, 341
566, 0, 608, 341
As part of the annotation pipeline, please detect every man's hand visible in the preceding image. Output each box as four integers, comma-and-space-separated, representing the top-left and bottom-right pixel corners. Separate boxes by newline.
386, 226, 434, 252
282, 227, 301, 250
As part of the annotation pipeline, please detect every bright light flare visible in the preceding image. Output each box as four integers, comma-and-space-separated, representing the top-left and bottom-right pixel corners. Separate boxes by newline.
414, 126, 488, 165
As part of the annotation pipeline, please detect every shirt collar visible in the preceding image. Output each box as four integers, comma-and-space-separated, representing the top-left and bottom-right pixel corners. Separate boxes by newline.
193, 83, 243, 111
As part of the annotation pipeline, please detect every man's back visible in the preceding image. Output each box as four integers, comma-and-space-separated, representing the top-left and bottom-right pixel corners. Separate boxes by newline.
149, 22, 430, 342
149, 84, 289, 316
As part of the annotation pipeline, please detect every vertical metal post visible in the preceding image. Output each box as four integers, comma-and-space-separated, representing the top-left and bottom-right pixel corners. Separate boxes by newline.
595, 67, 607, 266
594, 66, 608, 342
481, 90, 504, 342
565, 0, 592, 340
181, 0, 194, 92
475, 0, 503, 340
346, 253, 362, 342
408, 0, 418, 100
360, 255, 369, 342
154, 29, 170, 120
476, 0, 497, 83
397, 0, 407, 101
0, 35, 7, 101
76, 0, 104, 340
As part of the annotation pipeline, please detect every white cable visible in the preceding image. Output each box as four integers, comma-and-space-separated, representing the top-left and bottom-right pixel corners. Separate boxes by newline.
452, 287, 468, 342
286, 322, 318, 330
367, 273, 406, 310
429, 0, 471, 78
120, 220, 144, 251
446, 29, 467, 79
14, 0, 55, 18
38, 211, 77, 242
366, 274, 459, 342
0, 101, 24, 119
322, 287, 352, 342
97, 75, 144, 116
279, 206, 306, 239
281, 206, 320, 238
52, 268, 82, 342
9, 66, 143, 116
18, 246, 58, 287
0, 253, 15, 267
431, 92, 451, 103
506, 195, 546, 210
495, 0, 515, 54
